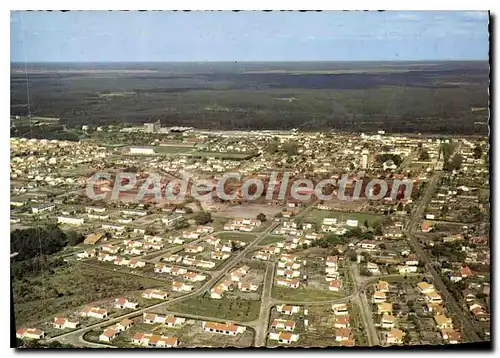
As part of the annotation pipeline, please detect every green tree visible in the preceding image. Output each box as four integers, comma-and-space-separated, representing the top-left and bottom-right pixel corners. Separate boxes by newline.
373, 222, 383, 236
194, 211, 212, 225
418, 150, 430, 161
67, 230, 84, 246
448, 154, 463, 171
473, 145, 483, 159
257, 213, 267, 222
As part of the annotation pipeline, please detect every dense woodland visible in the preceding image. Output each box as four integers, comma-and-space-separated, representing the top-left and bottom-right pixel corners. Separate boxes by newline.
11, 61, 489, 135
10, 226, 83, 280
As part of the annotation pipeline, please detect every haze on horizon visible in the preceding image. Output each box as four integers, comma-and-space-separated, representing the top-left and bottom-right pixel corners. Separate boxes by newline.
11, 11, 489, 63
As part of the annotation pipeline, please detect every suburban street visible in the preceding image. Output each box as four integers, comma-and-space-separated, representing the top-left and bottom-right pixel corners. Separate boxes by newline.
403, 144, 483, 343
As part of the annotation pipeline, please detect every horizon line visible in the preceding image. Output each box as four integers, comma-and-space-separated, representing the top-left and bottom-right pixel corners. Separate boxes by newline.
10, 59, 489, 64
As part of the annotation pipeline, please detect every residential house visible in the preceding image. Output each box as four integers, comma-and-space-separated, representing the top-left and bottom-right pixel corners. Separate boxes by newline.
441, 328, 461, 344
99, 329, 117, 342
185, 244, 204, 253
434, 315, 453, 329
80, 306, 108, 319
386, 328, 404, 345
201, 321, 247, 336
276, 278, 300, 289
277, 304, 300, 315
76, 249, 97, 260
238, 282, 259, 292
417, 282, 435, 294
398, 265, 418, 274
424, 291, 443, 304
333, 315, 350, 329
131, 333, 178, 348
380, 314, 395, 329
197, 225, 214, 234
128, 259, 146, 268
271, 319, 296, 331
334, 328, 352, 342
254, 252, 272, 261
329, 280, 342, 292
332, 303, 349, 316
115, 298, 138, 309
172, 281, 193, 292
268, 331, 299, 344
53, 317, 80, 330
366, 262, 380, 275
276, 268, 301, 279
142, 289, 168, 300
16, 328, 45, 340
97, 252, 116, 262
376, 281, 390, 292
183, 272, 206, 282
372, 291, 387, 303
211, 251, 230, 261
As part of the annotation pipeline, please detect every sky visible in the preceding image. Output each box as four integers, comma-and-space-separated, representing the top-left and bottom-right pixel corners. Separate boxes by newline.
10, 11, 490, 62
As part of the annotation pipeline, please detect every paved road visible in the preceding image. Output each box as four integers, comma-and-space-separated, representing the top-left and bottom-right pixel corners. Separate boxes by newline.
403, 147, 483, 343
252, 262, 275, 347
350, 262, 380, 347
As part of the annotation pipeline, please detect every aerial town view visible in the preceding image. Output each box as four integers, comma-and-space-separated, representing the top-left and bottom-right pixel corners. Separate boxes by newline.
10, 10, 491, 349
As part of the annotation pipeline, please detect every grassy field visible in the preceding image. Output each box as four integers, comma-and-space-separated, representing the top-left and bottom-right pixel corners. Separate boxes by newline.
271, 286, 345, 302
302, 209, 385, 226
167, 297, 260, 321
214, 232, 257, 243
12, 262, 168, 325
154, 145, 195, 154
260, 235, 284, 246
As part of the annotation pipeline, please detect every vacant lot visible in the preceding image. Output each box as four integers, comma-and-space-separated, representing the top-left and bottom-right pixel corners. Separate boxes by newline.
260, 235, 284, 246
167, 296, 260, 322
214, 232, 257, 243
272, 286, 345, 302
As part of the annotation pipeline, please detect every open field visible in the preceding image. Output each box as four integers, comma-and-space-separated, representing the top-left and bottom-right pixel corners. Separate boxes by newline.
213, 232, 257, 243
260, 235, 284, 246
167, 296, 260, 321
271, 286, 345, 302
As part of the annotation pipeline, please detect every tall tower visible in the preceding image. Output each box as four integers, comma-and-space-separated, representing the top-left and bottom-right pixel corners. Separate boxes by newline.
361, 149, 369, 169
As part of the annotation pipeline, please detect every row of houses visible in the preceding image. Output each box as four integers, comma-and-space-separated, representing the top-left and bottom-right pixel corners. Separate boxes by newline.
416, 282, 462, 344
163, 254, 217, 270
224, 218, 262, 232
